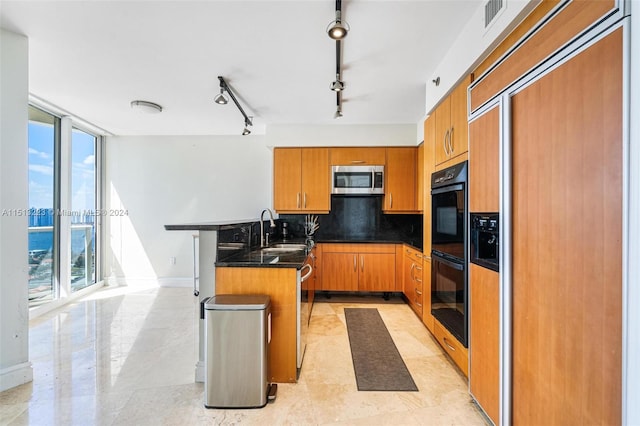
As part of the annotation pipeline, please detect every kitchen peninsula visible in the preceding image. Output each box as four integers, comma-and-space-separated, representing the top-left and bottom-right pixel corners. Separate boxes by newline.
164, 219, 258, 382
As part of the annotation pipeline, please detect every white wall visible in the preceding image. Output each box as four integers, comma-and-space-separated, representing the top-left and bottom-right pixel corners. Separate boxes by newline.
0, 29, 33, 391
105, 135, 272, 285
424, 0, 540, 112
266, 123, 417, 147
105, 123, 417, 285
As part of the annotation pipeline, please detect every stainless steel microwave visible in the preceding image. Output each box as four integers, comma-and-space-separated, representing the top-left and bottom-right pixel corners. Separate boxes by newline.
331, 165, 384, 195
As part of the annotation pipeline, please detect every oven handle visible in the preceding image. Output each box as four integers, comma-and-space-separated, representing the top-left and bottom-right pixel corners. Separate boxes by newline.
432, 253, 464, 271
431, 183, 464, 195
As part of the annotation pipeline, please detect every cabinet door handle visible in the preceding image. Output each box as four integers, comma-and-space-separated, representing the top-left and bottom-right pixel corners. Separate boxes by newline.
297, 193, 300, 209
443, 337, 456, 352
409, 263, 415, 281
354, 255, 357, 272
389, 193, 393, 208
443, 129, 450, 156
449, 126, 454, 155
303, 192, 307, 208
361, 256, 365, 271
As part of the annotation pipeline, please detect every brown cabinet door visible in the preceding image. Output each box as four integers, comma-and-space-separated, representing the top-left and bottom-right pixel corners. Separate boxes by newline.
423, 116, 436, 252
417, 143, 424, 211
358, 253, 396, 292
421, 258, 434, 332
384, 147, 416, 212
300, 148, 330, 212
469, 263, 500, 425
511, 29, 622, 425
273, 148, 302, 212
469, 105, 500, 212
329, 147, 386, 165
321, 252, 358, 291
434, 97, 451, 166
448, 78, 470, 161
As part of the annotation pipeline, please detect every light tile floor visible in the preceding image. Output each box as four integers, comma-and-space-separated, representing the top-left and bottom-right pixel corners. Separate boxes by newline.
0, 287, 489, 425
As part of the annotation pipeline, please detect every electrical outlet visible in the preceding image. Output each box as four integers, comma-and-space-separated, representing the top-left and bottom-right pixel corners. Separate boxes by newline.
169, 257, 176, 265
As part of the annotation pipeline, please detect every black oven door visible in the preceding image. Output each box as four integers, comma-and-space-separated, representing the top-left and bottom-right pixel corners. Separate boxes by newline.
431, 183, 465, 261
431, 252, 467, 347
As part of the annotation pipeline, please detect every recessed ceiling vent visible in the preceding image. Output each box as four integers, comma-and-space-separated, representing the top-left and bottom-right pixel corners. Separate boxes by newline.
484, 0, 504, 28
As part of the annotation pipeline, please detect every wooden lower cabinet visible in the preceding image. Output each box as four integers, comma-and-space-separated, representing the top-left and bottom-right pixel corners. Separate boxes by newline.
402, 246, 423, 316
215, 267, 299, 383
469, 263, 499, 425
320, 243, 396, 292
434, 319, 469, 377
421, 257, 434, 333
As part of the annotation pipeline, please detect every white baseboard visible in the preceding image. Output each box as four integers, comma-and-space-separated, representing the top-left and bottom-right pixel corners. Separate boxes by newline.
106, 276, 193, 288
0, 362, 33, 392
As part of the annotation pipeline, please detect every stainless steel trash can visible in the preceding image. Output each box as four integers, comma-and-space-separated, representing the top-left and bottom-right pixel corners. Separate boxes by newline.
204, 294, 273, 408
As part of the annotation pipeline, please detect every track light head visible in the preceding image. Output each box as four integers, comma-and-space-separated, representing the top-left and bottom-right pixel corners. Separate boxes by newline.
242, 117, 252, 135
214, 88, 228, 105
330, 78, 344, 92
334, 107, 343, 119
327, 20, 349, 40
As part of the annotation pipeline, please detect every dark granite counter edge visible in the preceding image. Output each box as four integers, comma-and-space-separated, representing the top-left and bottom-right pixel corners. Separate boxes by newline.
164, 219, 258, 231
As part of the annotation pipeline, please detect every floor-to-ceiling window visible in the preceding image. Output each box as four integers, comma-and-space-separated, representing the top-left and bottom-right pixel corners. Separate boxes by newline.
28, 105, 102, 308
28, 106, 58, 307
71, 127, 97, 292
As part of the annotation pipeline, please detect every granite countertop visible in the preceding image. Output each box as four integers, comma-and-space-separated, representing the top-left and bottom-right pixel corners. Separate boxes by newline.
216, 238, 311, 269
216, 235, 423, 270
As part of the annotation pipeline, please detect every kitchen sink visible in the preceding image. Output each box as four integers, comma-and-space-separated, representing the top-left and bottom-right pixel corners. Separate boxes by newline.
261, 246, 305, 253
270, 244, 307, 250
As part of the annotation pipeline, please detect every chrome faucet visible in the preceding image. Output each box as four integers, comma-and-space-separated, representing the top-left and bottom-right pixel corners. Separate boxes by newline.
260, 208, 276, 247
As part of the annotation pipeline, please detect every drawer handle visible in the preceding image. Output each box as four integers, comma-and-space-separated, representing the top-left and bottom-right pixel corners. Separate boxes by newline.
416, 301, 422, 307
415, 277, 422, 283
415, 289, 422, 295
443, 337, 456, 352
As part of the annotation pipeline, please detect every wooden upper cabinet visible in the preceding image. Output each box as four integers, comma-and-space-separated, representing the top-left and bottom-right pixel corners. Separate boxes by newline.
329, 147, 386, 165
301, 148, 330, 211
384, 147, 417, 212
469, 105, 500, 212
274, 148, 303, 211
434, 96, 452, 166
273, 147, 329, 213
416, 143, 424, 211
435, 75, 471, 167
423, 115, 436, 250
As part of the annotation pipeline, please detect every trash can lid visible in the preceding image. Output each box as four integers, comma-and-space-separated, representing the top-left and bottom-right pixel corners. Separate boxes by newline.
204, 294, 271, 310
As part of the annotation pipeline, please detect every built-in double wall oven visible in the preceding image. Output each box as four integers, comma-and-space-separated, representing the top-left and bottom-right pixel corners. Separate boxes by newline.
431, 161, 468, 348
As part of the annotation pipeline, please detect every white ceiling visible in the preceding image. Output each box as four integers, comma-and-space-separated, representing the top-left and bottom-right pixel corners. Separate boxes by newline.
1, 1, 480, 136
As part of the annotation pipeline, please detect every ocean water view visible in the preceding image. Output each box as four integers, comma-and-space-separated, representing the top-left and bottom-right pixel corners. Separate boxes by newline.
29, 229, 93, 255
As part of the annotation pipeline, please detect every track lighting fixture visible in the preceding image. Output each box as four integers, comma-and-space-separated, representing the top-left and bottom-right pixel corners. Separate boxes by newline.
327, 0, 349, 40
214, 76, 255, 135
328, 1, 347, 116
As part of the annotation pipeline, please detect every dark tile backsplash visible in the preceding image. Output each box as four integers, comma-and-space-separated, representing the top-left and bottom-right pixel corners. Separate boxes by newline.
279, 195, 423, 249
